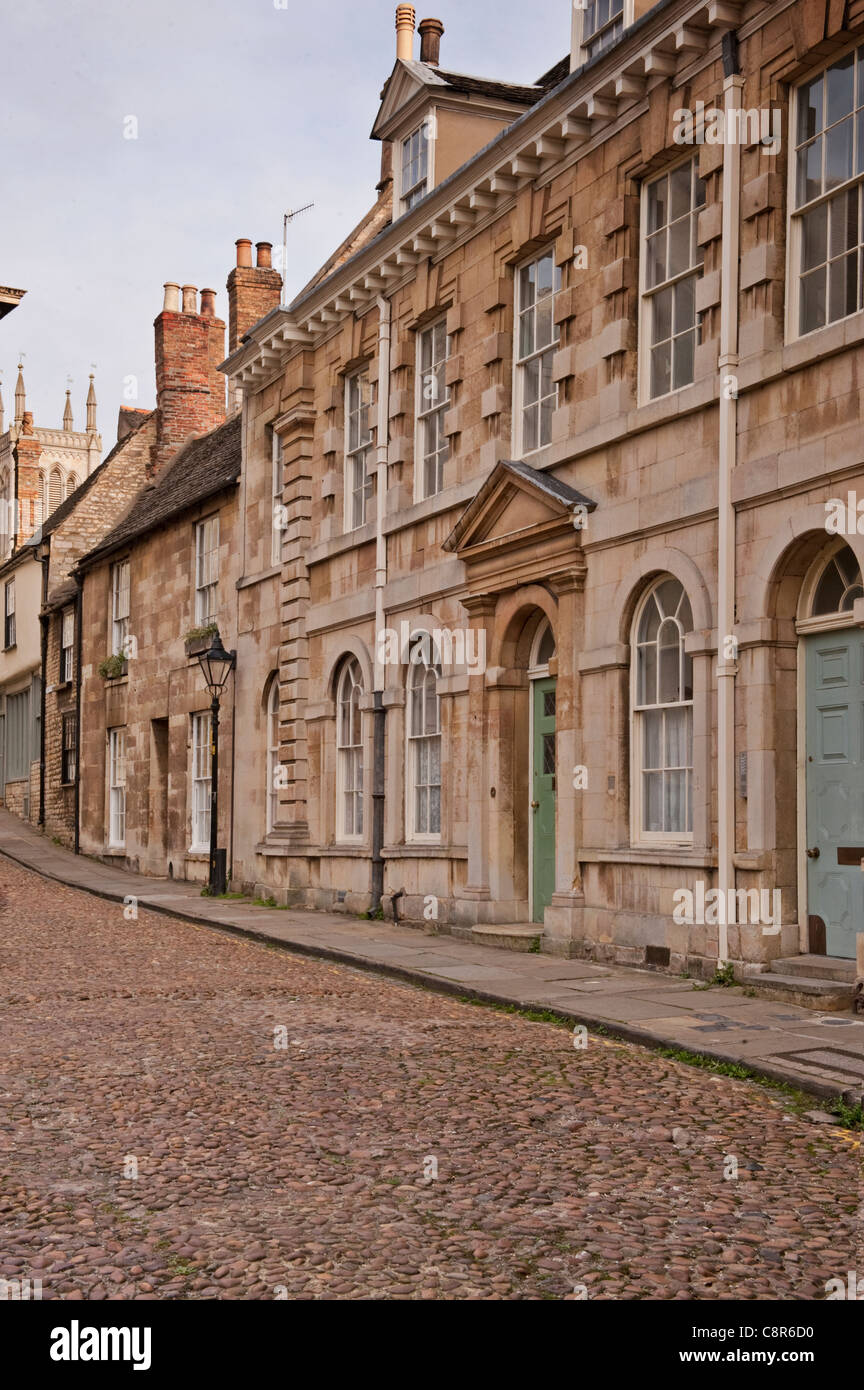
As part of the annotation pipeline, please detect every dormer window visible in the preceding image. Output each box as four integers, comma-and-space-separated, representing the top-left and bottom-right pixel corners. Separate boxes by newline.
401, 123, 430, 211
579, 0, 627, 63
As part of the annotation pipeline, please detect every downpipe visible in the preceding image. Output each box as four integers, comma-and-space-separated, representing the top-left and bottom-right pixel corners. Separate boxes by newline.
371, 295, 392, 913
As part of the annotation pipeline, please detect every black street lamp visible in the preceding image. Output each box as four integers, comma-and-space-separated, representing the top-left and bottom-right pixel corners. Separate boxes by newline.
195, 629, 236, 895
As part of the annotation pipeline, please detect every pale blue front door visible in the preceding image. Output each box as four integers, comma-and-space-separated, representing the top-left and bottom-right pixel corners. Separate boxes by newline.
805, 630, 864, 958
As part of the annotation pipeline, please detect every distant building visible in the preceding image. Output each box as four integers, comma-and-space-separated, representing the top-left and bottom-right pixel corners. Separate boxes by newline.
0, 373, 102, 820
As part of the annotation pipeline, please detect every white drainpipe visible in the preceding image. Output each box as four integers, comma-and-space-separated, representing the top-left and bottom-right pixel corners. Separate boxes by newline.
716, 68, 744, 967
374, 295, 392, 689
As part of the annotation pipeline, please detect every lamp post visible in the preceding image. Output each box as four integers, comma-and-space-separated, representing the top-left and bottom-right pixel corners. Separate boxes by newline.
195, 630, 236, 895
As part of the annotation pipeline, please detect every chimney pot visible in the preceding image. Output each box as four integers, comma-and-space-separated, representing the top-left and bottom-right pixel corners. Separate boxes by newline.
395, 4, 416, 61
163, 282, 181, 312
235, 238, 253, 268
181, 284, 198, 314
418, 17, 443, 66
256, 241, 273, 269
200, 288, 217, 318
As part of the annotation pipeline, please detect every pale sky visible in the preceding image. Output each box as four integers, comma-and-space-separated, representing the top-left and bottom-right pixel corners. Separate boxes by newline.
1, 0, 568, 439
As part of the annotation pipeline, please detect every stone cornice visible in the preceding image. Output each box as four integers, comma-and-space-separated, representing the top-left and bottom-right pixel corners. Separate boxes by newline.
224, 0, 746, 388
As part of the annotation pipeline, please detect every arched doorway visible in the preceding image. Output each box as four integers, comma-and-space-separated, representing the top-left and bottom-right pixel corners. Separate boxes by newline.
528, 618, 557, 922
799, 541, 864, 958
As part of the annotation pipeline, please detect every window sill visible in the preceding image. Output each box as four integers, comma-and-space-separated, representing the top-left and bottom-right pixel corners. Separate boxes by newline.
187, 849, 209, 860
384, 843, 468, 859
580, 845, 714, 868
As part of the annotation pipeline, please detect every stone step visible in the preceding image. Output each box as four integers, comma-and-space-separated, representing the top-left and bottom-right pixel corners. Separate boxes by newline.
751, 972, 854, 1012
470, 923, 543, 952
772, 954, 856, 983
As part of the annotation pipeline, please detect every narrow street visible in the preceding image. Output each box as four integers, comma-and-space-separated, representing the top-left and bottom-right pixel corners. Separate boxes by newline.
0, 857, 859, 1301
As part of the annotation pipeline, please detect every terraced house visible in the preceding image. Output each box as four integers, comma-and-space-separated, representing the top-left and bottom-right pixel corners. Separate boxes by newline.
81, 0, 864, 1001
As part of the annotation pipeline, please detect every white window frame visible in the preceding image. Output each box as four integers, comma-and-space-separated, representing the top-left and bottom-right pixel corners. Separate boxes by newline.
400, 118, 433, 213
111, 559, 129, 657
513, 248, 562, 457
630, 578, 694, 847
573, 0, 632, 64
4, 579, 15, 649
406, 640, 442, 842
271, 427, 283, 567
61, 607, 74, 683
344, 370, 374, 533
195, 515, 219, 626
108, 726, 127, 849
639, 156, 706, 405
266, 678, 280, 834
786, 43, 864, 343
190, 711, 212, 852
414, 318, 451, 501
336, 658, 364, 842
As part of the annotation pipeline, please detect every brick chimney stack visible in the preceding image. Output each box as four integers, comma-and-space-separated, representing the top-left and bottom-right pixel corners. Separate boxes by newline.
226, 238, 282, 353
151, 280, 218, 476
199, 288, 226, 426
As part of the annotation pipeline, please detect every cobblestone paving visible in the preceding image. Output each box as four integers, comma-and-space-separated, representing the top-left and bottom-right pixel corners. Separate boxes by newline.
0, 858, 860, 1300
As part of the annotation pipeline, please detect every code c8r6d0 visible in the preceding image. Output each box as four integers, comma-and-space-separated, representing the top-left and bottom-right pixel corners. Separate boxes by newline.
757, 1328, 813, 1339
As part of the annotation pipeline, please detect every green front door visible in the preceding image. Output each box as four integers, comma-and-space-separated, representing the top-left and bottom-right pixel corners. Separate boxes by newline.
531, 677, 557, 923
805, 630, 864, 958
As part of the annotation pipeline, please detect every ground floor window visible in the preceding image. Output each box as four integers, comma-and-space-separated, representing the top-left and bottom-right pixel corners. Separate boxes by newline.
108, 727, 126, 847
632, 576, 694, 841
61, 712, 77, 785
266, 679, 279, 833
336, 658, 363, 839
191, 711, 212, 850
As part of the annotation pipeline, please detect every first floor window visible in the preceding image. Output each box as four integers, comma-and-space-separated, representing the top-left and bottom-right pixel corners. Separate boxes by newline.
516, 250, 561, 453
793, 46, 864, 335
191, 712, 212, 850
643, 159, 706, 399
416, 319, 450, 498
61, 712, 77, 785
633, 577, 694, 840
4, 580, 15, 649
266, 678, 280, 833
61, 607, 74, 683
108, 727, 126, 846
195, 516, 219, 625
407, 642, 441, 837
111, 559, 129, 657
345, 370, 374, 531
337, 658, 363, 839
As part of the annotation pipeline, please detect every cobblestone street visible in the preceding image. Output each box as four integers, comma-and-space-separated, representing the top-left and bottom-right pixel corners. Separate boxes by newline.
0, 857, 860, 1301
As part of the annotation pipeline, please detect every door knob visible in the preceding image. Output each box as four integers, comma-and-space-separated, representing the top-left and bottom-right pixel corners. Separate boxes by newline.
530, 800, 540, 810
806, 846, 820, 859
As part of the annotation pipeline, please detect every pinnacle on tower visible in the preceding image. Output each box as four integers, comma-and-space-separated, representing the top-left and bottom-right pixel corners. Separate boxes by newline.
85, 374, 97, 433
14, 363, 25, 425
63, 388, 73, 431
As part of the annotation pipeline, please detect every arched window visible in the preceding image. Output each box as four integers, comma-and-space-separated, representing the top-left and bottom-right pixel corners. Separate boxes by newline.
336, 658, 364, 839
65, 472, 79, 499
811, 544, 863, 616
529, 617, 556, 671
38, 472, 47, 525
633, 576, 694, 840
49, 468, 62, 515
265, 678, 280, 833
407, 636, 441, 838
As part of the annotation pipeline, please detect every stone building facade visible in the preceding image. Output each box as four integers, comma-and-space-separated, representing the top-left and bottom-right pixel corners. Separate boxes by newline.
0, 372, 103, 821
215, 0, 864, 979
76, 248, 283, 886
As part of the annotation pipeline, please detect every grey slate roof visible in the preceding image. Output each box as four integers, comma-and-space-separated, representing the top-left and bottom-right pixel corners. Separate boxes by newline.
79, 412, 241, 569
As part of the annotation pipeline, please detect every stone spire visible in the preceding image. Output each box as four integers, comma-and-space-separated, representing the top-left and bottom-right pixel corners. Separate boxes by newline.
63, 388, 73, 431
85, 374, 97, 433
14, 363, 25, 425
0, 379, 4, 435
